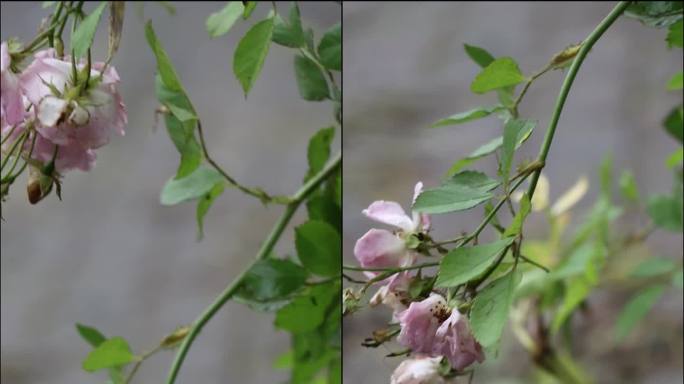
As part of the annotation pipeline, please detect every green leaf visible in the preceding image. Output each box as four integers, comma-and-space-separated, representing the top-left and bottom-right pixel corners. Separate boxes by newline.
663, 105, 683, 143
413, 172, 499, 214
436, 238, 514, 287
146, 21, 184, 92
619, 170, 639, 202
234, 18, 275, 96
615, 285, 666, 341
551, 276, 593, 333
630, 258, 677, 277
272, 3, 305, 47
306, 195, 341, 231
463, 43, 495, 68
243, 1, 257, 19
275, 283, 337, 333
470, 269, 522, 348
196, 182, 225, 240
160, 166, 224, 206
71, 2, 107, 58
274, 351, 294, 369
295, 221, 341, 277
76, 323, 107, 347
446, 119, 534, 176
666, 148, 683, 168
471, 57, 526, 94
503, 193, 531, 237
647, 194, 683, 231
206, 2, 244, 38
667, 72, 683, 90
625, 2, 683, 28
431, 105, 504, 128
237, 259, 309, 304
82, 337, 136, 372
294, 55, 330, 101
667, 19, 683, 47
317, 23, 341, 71
501, 119, 536, 180
305, 127, 334, 182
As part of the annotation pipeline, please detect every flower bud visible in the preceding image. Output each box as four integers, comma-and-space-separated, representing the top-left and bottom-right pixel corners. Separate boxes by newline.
550, 43, 582, 69
161, 325, 191, 349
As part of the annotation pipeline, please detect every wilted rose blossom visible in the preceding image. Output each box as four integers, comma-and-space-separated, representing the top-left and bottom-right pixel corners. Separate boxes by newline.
354, 182, 430, 275
19, 48, 126, 150
432, 309, 485, 371
1, 41, 23, 126
370, 271, 412, 316
391, 355, 450, 384
396, 294, 448, 353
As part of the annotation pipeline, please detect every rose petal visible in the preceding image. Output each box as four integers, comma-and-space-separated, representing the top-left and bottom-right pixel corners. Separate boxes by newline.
363, 201, 415, 232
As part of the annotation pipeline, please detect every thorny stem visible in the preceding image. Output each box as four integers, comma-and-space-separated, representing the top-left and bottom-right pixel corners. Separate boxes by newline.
165, 152, 341, 384
526, 1, 630, 200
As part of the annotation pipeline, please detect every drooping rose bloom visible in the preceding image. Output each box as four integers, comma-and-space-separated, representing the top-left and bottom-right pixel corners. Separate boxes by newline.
1, 41, 23, 126
19, 48, 126, 150
354, 182, 430, 274
396, 294, 449, 354
432, 309, 485, 371
390, 355, 450, 384
369, 271, 412, 316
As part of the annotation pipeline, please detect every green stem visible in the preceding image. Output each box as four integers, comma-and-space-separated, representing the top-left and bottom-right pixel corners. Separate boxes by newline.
124, 345, 163, 384
526, 1, 630, 199
165, 152, 341, 384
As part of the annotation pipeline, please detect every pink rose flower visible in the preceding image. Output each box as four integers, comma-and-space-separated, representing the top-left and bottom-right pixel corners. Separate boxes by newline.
396, 294, 448, 354
19, 48, 126, 149
390, 355, 450, 384
354, 182, 431, 274
1, 41, 24, 126
432, 309, 485, 371
370, 271, 412, 316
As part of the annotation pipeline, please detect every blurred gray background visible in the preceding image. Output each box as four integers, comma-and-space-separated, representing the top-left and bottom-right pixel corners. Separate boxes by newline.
343, 2, 683, 384
1, 2, 339, 383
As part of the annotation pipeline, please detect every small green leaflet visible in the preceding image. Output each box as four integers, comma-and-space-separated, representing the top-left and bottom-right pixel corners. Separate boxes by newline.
413, 171, 499, 214
501, 119, 537, 180
206, 2, 244, 38
275, 283, 337, 333
471, 57, 527, 94
71, 2, 107, 58
446, 119, 535, 176
667, 72, 683, 90
667, 19, 683, 47
305, 127, 335, 182
431, 105, 504, 128
317, 23, 341, 71
196, 182, 225, 240
647, 194, 683, 231
625, 2, 683, 28
503, 193, 531, 237
619, 170, 639, 202
615, 285, 666, 341
470, 269, 522, 348
243, 1, 257, 19
145, 21, 184, 92
295, 220, 341, 277
82, 337, 137, 372
76, 323, 107, 347
236, 258, 308, 304
272, 3, 305, 48
630, 258, 677, 278
663, 105, 683, 143
160, 166, 224, 206
666, 148, 683, 168
436, 238, 514, 287
463, 43, 495, 67
294, 55, 330, 101
551, 276, 593, 333
234, 18, 275, 96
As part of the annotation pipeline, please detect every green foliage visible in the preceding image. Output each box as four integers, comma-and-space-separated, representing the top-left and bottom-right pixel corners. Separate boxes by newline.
503, 194, 531, 237
196, 182, 225, 240
274, 281, 338, 333
615, 285, 666, 341
233, 18, 275, 96
471, 57, 526, 94
82, 337, 136, 372
273, 3, 305, 47
431, 105, 504, 128
413, 170, 499, 214
160, 166, 224, 205
470, 269, 522, 349
630, 257, 677, 277
295, 220, 341, 277
243, 1, 257, 19
667, 19, 683, 47
463, 43, 495, 67
501, 119, 537, 180
619, 170, 639, 202
647, 194, 683, 231
663, 105, 683, 142
294, 55, 330, 101
206, 2, 244, 38
436, 238, 515, 287
667, 72, 683, 90
317, 23, 341, 71
236, 259, 309, 309
76, 323, 107, 347
625, 1, 683, 28
71, 2, 107, 58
